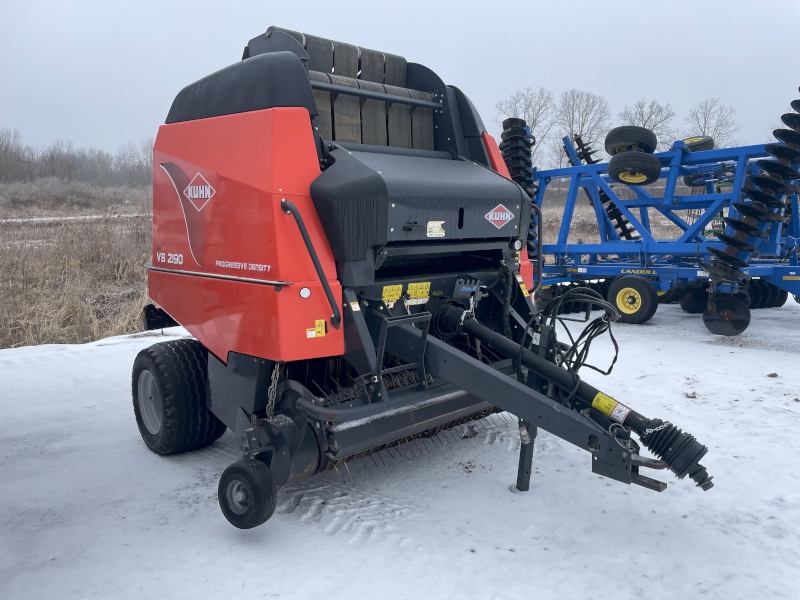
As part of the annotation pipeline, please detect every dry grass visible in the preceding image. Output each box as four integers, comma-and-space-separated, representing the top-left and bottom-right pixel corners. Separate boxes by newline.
0, 178, 150, 218
0, 179, 152, 349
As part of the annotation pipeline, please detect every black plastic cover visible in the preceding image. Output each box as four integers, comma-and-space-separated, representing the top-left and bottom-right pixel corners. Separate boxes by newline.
165, 51, 318, 124
310, 148, 526, 262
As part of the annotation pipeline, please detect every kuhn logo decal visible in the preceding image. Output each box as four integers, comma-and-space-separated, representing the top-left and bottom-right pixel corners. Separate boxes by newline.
161, 163, 213, 266
183, 173, 215, 211
485, 204, 514, 229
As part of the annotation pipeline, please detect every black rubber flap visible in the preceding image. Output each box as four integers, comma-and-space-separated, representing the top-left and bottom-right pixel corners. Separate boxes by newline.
166, 52, 317, 124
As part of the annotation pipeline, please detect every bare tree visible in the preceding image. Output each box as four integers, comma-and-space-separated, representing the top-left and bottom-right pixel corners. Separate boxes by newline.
618, 99, 677, 150
0, 129, 155, 187
545, 89, 612, 168
684, 97, 740, 147
494, 87, 557, 166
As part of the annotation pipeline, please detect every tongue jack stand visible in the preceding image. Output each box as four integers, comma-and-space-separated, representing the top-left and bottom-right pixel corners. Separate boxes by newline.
515, 419, 537, 491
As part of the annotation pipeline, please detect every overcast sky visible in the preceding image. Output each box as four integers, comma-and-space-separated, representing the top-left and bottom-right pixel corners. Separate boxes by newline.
2, 0, 798, 153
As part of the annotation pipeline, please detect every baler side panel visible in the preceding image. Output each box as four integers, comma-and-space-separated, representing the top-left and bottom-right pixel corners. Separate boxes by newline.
148, 271, 342, 362
150, 107, 343, 362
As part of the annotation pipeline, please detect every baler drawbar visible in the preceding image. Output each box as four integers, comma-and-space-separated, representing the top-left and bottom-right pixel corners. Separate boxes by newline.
132, 26, 713, 529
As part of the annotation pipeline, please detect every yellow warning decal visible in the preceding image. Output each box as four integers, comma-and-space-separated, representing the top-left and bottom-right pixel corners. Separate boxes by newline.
783, 275, 800, 281
349, 301, 361, 312
407, 282, 431, 299
382, 284, 403, 303
592, 392, 631, 423
515, 274, 530, 297
592, 392, 618, 417
307, 319, 327, 339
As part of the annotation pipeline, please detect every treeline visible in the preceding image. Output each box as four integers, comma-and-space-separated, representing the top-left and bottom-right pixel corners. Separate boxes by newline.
0, 128, 153, 188
494, 90, 742, 169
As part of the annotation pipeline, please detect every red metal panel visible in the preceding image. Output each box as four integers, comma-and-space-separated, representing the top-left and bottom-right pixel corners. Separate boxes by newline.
518, 250, 533, 290
149, 270, 343, 362
482, 132, 512, 179
149, 107, 343, 362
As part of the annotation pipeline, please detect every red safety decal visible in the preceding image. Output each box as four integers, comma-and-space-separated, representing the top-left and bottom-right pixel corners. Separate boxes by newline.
485, 204, 515, 229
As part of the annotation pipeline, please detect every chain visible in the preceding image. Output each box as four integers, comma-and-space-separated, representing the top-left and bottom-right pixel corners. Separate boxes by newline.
266, 363, 280, 420
642, 421, 671, 438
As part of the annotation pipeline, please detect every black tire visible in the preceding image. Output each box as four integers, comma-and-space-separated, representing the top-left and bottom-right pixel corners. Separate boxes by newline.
657, 286, 679, 304
608, 276, 658, 324
608, 152, 662, 186
748, 280, 764, 310
218, 460, 278, 529
682, 135, 715, 152
679, 287, 707, 314
773, 287, 789, 308
752, 279, 772, 309
132, 339, 226, 455
605, 126, 658, 155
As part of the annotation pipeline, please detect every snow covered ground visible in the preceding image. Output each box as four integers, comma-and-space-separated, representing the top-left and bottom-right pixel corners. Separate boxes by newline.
1, 303, 799, 599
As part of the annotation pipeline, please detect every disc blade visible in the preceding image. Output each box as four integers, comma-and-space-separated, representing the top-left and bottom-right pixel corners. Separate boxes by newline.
499, 138, 533, 151
723, 217, 768, 238
756, 159, 800, 181
781, 112, 800, 130
773, 129, 800, 147
731, 201, 783, 222
742, 186, 786, 208
703, 296, 751, 336
750, 174, 799, 195
716, 232, 757, 253
501, 117, 527, 130
764, 143, 800, 164
708, 247, 750, 268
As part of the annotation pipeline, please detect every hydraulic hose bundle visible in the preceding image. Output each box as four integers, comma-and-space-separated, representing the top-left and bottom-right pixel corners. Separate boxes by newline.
428, 297, 714, 491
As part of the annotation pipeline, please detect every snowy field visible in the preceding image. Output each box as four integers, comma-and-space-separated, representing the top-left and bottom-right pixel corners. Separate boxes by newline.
1, 303, 799, 599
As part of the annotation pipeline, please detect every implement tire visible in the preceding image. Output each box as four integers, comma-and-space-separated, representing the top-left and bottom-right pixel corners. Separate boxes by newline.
605, 126, 658, 155
218, 460, 278, 529
132, 339, 226, 455
682, 135, 715, 152
608, 152, 662, 186
608, 276, 658, 324
657, 286, 679, 304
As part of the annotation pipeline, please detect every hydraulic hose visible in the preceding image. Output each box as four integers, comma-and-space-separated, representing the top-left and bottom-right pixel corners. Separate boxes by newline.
429, 299, 714, 490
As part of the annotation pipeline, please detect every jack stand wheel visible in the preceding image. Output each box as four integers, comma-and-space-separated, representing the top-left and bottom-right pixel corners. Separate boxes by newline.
218, 459, 278, 529
703, 296, 750, 336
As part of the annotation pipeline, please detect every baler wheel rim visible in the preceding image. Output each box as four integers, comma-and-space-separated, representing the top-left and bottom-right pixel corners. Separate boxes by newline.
137, 370, 163, 435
